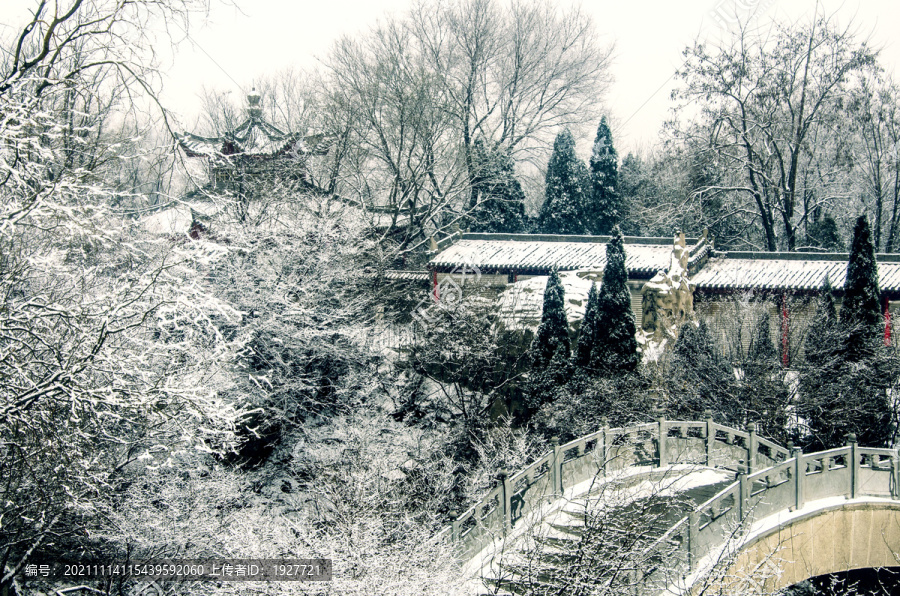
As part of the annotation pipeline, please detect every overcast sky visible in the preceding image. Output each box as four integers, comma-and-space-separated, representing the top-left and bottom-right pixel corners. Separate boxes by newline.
6, 0, 900, 154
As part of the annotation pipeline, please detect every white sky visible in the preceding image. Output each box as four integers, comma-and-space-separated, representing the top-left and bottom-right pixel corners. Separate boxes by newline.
5, 0, 900, 154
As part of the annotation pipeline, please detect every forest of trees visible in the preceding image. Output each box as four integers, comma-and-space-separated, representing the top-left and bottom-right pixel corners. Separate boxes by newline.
2, 1, 900, 595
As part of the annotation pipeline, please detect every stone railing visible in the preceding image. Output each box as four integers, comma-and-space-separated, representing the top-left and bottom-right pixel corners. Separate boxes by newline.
442, 415, 791, 562
638, 434, 900, 593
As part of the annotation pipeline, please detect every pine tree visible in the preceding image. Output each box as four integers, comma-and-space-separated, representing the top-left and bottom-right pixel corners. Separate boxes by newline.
666, 320, 731, 421
573, 282, 600, 370
804, 276, 839, 369
468, 138, 526, 233
592, 228, 639, 374
799, 238, 893, 449
537, 129, 590, 235
526, 269, 571, 412
841, 215, 881, 360
744, 309, 790, 443
587, 116, 622, 235
806, 213, 843, 251
530, 268, 570, 370
799, 277, 847, 449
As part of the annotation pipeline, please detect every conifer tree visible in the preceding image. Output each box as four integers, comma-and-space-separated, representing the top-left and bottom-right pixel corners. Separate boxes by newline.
468, 138, 526, 233
666, 320, 732, 421
587, 116, 622, 235
592, 228, 639, 374
537, 129, 590, 235
744, 309, 790, 442
804, 276, 840, 369
530, 268, 570, 370
842, 215, 881, 360
526, 269, 571, 412
799, 238, 893, 449
573, 282, 600, 370
798, 277, 847, 449
748, 310, 778, 364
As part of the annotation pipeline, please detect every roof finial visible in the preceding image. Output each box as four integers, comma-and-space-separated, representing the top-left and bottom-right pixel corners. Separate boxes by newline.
247, 86, 262, 120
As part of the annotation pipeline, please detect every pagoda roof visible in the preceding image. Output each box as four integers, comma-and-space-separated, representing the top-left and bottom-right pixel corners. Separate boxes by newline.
177, 125, 331, 160
177, 89, 331, 159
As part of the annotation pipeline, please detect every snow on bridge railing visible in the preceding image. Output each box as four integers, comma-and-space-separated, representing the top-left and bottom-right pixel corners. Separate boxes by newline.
636, 434, 900, 593
441, 414, 792, 562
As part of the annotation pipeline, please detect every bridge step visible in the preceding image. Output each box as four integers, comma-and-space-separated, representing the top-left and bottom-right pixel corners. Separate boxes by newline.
480, 473, 736, 594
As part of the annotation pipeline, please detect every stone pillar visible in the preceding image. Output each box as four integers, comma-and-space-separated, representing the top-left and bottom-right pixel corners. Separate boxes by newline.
893, 450, 900, 500
657, 410, 668, 468
746, 422, 758, 474
705, 410, 715, 467
738, 473, 749, 520
601, 416, 609, 476
848, 434, 859, 499
688, 510, 700, 571
450, 510, 460, 543
792, 445, 804, 511
550, 437, 562, 496
498, 469, 511, 533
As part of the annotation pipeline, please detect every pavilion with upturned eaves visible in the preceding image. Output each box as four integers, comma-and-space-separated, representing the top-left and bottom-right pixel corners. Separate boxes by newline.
176, 88, 331, 196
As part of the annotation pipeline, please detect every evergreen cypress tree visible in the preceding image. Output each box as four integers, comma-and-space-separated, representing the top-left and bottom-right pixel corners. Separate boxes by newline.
592, 228, 639, 374
526, 268, 571, 412
666, 320, 731, 421
587, 116, 622, 235
744, 309, 790, 443
799, 245, 892, 449
804, 276, 839, 369
748, 310, 777, 362
573, 282, 600, 370
841, 215, 881, 360
537, 129, 590, 235
799, 277, 847, 449
530, 268, 571, 370
468, 138, 526, 233
807, 213, 843, 251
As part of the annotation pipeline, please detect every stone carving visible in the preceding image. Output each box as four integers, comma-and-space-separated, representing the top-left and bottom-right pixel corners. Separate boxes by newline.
641, 232, 695, 344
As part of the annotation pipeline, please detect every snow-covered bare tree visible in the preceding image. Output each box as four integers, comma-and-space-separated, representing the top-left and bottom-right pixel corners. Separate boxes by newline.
672, 10, 877, 251
322, 0, 612, 249
0, 1, 259, 592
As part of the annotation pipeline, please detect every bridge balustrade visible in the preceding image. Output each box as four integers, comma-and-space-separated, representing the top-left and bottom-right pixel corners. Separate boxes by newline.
638, 435, 900, 594
445, 415, 793, 561
445, 415, 900, 596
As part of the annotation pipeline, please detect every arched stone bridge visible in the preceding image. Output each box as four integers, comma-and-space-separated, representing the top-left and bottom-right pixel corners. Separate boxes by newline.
441, 417, 900, 594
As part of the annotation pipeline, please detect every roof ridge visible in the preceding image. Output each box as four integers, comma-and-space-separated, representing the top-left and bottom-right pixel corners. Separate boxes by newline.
459, 233, 696, 245
722, 251, 900, 263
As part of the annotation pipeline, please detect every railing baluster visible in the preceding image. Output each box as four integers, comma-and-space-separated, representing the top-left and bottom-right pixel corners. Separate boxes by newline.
550, 436, 562, 496
849, 434, 859, 499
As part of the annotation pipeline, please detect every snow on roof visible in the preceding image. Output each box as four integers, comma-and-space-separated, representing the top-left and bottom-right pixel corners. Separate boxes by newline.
177, 125, 331, 160
497, 271, 595, 332
430, 233, 675, 277
383, 270, 430, 282
692, 253, 900, 294
141, 202, 220, 235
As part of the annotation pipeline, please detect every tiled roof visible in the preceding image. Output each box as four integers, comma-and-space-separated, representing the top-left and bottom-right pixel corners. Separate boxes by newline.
383, 270, 430, 282
177, 123, 331, 159
497, 271, 594, 332
693, 253, 900, 294
429, 233, 677, 278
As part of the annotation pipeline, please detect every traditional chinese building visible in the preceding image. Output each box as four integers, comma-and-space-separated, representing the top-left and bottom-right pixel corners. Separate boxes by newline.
426, 232, 900, 363
176, 88, 331, 196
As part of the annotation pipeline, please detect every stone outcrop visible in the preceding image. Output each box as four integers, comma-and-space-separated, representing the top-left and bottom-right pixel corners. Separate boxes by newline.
640, 232, 697, 345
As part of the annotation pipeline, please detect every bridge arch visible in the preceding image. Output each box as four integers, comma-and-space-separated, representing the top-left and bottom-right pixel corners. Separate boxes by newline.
445, 418, 900, 594
697, 501, 900, 594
